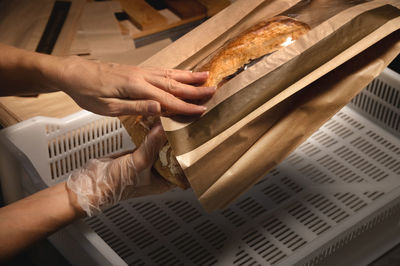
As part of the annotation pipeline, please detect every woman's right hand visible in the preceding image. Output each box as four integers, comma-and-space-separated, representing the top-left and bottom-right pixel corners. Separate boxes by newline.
56, 56, 216, 117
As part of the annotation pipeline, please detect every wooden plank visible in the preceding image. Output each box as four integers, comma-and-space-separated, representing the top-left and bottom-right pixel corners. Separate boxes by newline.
130, 14, 205, 39
117, 0, 231, 40
164, 0, 207, 19
87, 38, 172, 65
0, 0, 54, 51
72, 1, 133, 55
0, 92, 81, 127
119, 0, 167, 30
196, 0, 230, 16
52, 0, 86, 56
0, 102, 19, 127
0, 0, 85, 56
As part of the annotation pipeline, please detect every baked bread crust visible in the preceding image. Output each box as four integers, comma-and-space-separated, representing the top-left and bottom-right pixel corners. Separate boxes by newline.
120, 16, 309, 190
196, 16, 310, 87
120, 115, 190, 189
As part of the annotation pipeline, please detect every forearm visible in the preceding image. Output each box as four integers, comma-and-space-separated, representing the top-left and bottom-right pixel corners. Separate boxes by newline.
0, 43, 66, 96
0, 182, 85, 261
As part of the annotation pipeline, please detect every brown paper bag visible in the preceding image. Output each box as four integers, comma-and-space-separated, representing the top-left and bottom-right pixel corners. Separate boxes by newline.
130, 0, 400, 211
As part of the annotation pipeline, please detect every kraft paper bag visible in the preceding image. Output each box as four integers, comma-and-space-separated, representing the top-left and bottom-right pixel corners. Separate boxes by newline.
121, 0, 400, 211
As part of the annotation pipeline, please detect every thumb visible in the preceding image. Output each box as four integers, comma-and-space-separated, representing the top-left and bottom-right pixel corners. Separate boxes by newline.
135, 122, 166, 170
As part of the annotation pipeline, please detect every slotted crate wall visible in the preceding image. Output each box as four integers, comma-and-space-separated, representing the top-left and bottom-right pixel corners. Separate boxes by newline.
0, 111, 134, 188
350, 68, 400, 138
47, 117, 126, 181
83, 105, 400, 266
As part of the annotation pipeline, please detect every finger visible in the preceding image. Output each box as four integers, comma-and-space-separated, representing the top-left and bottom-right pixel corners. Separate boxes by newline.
165, 69, 209, 84
147, 76, 216, 100
134, 83, 207, 115
121, 82, 207, 116
103, 98, 161, 116
143, 67, 209, 84
155, 90, 207, 115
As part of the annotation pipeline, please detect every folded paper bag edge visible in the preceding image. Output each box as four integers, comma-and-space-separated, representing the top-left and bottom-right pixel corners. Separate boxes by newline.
198, 31, 400, 212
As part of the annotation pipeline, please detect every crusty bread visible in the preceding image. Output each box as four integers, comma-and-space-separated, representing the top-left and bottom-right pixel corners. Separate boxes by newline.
121, 115, 190, 189
121, 16, 309, 189
196, 16, 310, 87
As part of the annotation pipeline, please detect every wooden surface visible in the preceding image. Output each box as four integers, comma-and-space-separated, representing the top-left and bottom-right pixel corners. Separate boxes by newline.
165, 0, 207, 19
70, 1, 133, 56
119, 0, 167, 30
0, 36, 173, 127
0, 92, 81, 127
0, 0, 231, 127
0, 0, 85, 56
119, 0, 230, 40
197, 0, 230, 16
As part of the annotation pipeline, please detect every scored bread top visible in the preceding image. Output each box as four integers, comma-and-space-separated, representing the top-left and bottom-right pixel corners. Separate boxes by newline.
196, 16, 310, 87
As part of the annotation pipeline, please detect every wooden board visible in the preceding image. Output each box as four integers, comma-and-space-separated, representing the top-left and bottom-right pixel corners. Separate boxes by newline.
0, 92, 81, 127
70, 1, 133, 56
118, 0, 231, 40
52, 0, 85, 56
165, 0, 207, 19
131, 14, 205, 40
196, 0, 230, 16
85, 38, 172, 65
119, 0, 167, 30
0, 0, 85, 56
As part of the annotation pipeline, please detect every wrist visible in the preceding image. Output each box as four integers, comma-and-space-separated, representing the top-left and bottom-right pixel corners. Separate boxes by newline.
64, 182, 86, 219
34, 53, 73, 93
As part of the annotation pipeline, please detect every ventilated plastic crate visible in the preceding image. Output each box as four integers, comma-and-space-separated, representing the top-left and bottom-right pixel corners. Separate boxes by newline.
349, 67, 400, 138
0, 68, 399, 266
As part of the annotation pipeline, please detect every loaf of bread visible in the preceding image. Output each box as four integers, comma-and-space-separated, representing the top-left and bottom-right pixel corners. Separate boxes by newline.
196, 16, 310, 87
121, 16, 310, 189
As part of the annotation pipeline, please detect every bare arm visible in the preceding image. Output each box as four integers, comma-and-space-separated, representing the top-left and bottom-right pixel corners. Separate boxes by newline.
0, 182, 84, 261
0, 43, 215, 116
0, 43, 61, 96
0, 123, 170, 261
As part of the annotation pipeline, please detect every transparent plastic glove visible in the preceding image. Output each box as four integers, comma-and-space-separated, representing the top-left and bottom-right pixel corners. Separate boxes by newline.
67, 123, 174, 216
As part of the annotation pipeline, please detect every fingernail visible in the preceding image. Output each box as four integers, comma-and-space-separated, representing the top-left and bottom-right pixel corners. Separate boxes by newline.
148, 102, 160, 115
200, 106, 207, 111
209, 86, 217, 92
196, 71, 208, 77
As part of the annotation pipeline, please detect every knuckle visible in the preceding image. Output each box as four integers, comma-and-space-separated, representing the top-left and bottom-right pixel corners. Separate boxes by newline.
126, 75, 141, 85
168, 79, 184, 93
134, 101, 147, 112
105, 101, 120, 116
132, 101, 154, 115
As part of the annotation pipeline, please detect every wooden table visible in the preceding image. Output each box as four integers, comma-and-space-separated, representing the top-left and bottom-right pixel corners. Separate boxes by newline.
0, 0, 231, 127
0, 93, 81, 127
0, 0, 83, 127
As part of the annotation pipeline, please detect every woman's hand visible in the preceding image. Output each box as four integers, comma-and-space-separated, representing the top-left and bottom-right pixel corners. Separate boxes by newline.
67, 122, 174, 216
57, 56, 215, 117
1, 43, 214, 116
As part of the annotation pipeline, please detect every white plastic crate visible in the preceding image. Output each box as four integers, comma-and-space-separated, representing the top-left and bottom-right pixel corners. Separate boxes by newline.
0, 68, 399, 266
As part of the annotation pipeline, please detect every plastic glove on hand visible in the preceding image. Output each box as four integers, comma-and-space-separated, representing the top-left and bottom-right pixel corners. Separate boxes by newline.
67, 123, 174, 216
